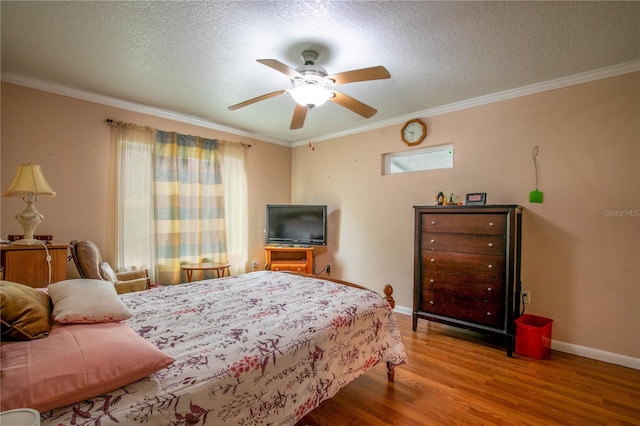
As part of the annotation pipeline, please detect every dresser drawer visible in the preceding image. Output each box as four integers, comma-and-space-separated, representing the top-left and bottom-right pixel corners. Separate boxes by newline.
270, 263, 309, 273
421, 213, 506, 235
422, 251, 505, 277
421, 232, 506, 255
420, 290, 504, 328
421, 273, 503, 302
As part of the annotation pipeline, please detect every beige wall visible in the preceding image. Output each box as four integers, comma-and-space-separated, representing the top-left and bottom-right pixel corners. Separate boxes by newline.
292, 72, 639, 359
2, 73, 638, 361
0, 82, 291, 276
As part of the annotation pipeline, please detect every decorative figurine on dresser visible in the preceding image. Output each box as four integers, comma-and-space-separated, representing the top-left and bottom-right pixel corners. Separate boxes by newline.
413, 205, 523, 356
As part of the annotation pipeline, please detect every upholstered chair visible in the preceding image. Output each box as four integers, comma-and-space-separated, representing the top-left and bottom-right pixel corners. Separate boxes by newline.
69, 240, 150, 295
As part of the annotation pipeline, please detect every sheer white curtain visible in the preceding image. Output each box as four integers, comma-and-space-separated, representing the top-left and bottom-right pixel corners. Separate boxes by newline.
112, 123, 156, 281
219, 141, 248, 275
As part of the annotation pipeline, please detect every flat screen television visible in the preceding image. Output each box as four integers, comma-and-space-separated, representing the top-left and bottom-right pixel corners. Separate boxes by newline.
265, 204, 327, 246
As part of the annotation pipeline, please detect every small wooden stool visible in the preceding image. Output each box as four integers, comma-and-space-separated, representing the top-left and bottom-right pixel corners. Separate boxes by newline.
181, 262, 231, 282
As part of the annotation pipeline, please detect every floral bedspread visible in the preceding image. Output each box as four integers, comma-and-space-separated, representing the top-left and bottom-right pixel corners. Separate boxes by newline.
41, 271, 407, 425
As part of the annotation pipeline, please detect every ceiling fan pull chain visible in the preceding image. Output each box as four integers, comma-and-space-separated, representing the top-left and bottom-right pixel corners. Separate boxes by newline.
308, 108, 316, 150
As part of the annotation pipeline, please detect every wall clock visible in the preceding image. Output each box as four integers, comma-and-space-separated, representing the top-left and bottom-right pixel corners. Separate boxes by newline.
401, 119, 426, 146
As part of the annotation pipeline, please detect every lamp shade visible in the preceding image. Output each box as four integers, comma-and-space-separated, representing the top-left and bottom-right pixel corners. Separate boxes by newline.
289, 84, 332, 108
2, 164, 56, 198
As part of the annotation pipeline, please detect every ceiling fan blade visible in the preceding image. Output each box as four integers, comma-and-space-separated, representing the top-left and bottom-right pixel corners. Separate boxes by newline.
257, 59, 303, 79
228, 90, 286, 110
290, 103, 308, 129
327, 66, 391, 85
329, 91, 378, 118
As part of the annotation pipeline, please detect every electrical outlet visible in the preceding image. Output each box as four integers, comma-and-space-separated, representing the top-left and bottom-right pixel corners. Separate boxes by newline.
522, 290, 531, 304
326, 264, 331, 274
251, 261, 259, 270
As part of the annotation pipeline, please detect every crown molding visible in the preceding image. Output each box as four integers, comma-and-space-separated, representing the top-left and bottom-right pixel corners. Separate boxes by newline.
3, 59, 638, 149
291, 60, 640, 147
0, 72, 290, 147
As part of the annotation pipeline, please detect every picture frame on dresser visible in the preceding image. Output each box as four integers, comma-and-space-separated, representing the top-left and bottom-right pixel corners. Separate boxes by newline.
465, 192, 487, 205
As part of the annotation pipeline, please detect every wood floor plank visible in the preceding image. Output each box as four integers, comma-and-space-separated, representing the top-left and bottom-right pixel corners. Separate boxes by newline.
298, 313, 640, 425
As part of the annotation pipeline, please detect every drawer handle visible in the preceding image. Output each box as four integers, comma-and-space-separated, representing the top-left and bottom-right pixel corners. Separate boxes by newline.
488, 264, 493, 269
486, 312, 492, 316
430, 258, 435, 263
487, 287, 492, 292
431, 220, 436, 226
489, 222, 494, 227
430, 278, 435, 284
488, 242, 493, 248
430, 239, 435, 244
429, 301, 434, 305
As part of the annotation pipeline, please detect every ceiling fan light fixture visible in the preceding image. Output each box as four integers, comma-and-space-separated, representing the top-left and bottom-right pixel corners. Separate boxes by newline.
289, 83, 332, 108
230, 50, 389, 128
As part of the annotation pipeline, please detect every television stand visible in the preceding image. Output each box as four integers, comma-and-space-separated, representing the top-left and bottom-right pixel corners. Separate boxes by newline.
265, 246, 313, 274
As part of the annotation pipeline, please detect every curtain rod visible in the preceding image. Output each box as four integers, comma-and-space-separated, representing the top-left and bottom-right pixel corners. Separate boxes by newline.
105, 118, 251, 148
105, 118, 156, 132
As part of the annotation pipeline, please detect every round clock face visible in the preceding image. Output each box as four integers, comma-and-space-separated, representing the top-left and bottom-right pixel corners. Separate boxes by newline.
402, 119, 426, 145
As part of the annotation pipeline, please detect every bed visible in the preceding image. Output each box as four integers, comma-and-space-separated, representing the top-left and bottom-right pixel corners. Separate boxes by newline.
2, 271, 407, 425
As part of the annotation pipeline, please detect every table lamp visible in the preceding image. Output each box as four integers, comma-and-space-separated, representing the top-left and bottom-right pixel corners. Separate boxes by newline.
2, 164, 56, 245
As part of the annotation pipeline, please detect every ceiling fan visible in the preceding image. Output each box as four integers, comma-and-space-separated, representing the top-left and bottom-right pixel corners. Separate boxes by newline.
228, 50, 391, 130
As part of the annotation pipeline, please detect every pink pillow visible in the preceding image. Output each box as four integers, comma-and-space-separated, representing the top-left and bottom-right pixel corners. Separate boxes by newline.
0, 322, 174, 412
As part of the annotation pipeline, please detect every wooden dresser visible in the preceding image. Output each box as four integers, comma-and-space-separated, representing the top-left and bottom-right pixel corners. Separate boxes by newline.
413, 205, 523, 356
0, 243, 69, 288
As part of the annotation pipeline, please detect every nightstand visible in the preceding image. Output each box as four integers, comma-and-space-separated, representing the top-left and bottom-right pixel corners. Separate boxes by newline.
0, 243, 69, 288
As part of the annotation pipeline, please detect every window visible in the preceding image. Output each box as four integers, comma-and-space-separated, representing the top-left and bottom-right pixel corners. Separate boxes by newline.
383, 143, 454, 175
113, 123, 247, 284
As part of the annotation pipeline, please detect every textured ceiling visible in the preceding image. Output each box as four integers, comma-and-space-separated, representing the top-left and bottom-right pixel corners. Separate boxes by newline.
2, 1, 639, 144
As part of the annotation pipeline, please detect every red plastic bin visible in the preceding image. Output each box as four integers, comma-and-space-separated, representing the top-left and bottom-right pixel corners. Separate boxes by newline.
515, 314, 553, 359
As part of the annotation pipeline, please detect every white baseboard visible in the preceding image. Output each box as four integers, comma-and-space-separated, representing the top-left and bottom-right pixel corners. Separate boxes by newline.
393, 304, 640, 371
393, 305, 413, 316
551, 340, 640, 370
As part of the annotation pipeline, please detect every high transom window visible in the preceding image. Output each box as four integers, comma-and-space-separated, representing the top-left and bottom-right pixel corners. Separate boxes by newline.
383, 143, 454, 175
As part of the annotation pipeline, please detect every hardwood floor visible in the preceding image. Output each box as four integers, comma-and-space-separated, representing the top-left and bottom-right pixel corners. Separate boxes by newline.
299, 313, 640, 425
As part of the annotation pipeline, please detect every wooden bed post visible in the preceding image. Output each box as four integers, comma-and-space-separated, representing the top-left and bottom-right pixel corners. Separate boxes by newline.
384, 284, 395, 309
387, 362, 396, 382
384, 284, 396, 382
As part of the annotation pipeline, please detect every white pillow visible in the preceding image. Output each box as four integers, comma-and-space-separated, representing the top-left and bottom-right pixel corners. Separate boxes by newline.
48, 279, 132, 324
99, 262, 118, 283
